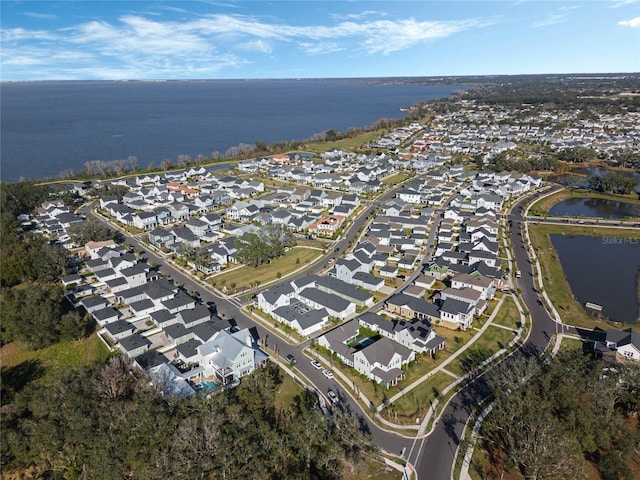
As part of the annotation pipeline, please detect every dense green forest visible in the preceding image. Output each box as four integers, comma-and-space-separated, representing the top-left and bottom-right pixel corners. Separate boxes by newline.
1, 360, 374, 479
478, 349, 640, 480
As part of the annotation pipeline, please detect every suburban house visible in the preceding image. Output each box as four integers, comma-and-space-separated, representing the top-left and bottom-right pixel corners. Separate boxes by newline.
353, 337, 415, 388
596, 328, 640, 362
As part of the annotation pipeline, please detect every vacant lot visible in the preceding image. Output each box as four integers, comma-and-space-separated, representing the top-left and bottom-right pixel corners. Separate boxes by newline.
211, 246, 324, 292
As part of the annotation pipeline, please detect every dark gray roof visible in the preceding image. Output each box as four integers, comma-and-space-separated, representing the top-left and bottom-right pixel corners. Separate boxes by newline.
93, 307, 120, 321
299, 287, 351, 312
190, 319, 228, 343
177, 304, 211, 325
135, 349, 168, 370
315, 276, 373, 303
176, 338, 203, 359
104, 320, 135, 336
130, 298, 155, 313
150, 309, 176, 324
273, 305, 328, 330
119, 334, 151, 352
440, 298, 474, 315
165, 323, 191, 340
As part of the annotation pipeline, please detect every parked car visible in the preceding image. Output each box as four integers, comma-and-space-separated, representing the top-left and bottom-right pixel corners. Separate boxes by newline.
286, 354, 297, 364
322, 369, 334, 379
311, 360, 323, 369
327, 390, 339, 404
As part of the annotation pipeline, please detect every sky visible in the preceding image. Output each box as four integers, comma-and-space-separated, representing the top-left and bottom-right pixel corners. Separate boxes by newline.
1, 0, 639, 81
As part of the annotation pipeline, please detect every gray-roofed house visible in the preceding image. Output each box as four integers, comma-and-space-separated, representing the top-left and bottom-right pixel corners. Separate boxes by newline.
196, 328, 268, 386
316, 319, 359, 367
272, 301, 329, 337
314, 276, 374, 307
385, 293, 440, 322
177, 305, 211, 328
297, 287, 356, 319
104, 320, 136, 341
353, 337, 415, 388
165, 323, 194, 346
439, 298, 475, 330
93, 307, 121, 326
597, 328, 640, 362
118, 334, 152, 358
352, 271, 385, 292
150, 309, 178, 328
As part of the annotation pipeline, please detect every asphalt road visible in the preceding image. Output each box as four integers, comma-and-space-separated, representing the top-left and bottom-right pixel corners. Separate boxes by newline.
409, 188, 561, 480
87, 184, 602, 477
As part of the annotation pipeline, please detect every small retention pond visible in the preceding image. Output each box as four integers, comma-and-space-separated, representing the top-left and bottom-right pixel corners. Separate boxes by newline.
550, 234, 640, 324
548, 197, 640, 219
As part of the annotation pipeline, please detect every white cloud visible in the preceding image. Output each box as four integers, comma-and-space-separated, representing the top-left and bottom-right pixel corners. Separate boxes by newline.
237, 39, 273, 53
330, 10, 387, 21
0, 11, 489, 79
24, 12, 58, 20
609, 0, 638, 8
533, 14, 566, 28
618, 16, 640, 26
298, 42, 345, 55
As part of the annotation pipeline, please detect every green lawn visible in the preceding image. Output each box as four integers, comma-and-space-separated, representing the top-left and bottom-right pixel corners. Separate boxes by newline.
210, 246, 324, 292
0, 334, 112, 387
492, 296, 521, 329
447, 326, 517, 377
274, 369, 305, 411
558, 337, 586, 354
382, 173, 412, 186
302, 130, 386, 154
528, 223, 639, 330
384, 371, 453, 425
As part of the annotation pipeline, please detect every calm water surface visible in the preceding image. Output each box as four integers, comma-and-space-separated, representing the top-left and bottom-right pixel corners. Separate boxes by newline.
548, 197, 640, 219
1, 79, 465, 182
550, 234, 640, 324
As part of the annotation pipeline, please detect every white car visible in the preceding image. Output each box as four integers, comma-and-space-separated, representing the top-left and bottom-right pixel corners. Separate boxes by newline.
322, 369, 334, 379
327, 390, 339, 404
311, 360, 323, 370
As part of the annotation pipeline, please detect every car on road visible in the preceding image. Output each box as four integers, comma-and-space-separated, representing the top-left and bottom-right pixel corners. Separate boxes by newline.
327, 390, 339, 404
311, 360, 323, 369
322, 369, 334, 379
286, 354, 297, 364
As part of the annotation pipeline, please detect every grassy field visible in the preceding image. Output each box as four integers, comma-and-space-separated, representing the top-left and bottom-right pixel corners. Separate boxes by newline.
1, 334, 111, 373
274, 369, 304, 411
528, 223, 639, 330
302, 130, 386, 154
1, 334, 112, 401
382, 172, 412, 186
447, 326, 517, 377
385, 371, 453, 425
210, 246, 324, 292
528, 188, 640, 217
492, 296, 521, 329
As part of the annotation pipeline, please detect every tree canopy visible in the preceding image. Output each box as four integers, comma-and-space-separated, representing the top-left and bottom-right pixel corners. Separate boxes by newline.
1, 360, 375, 479
235, 224, 296, 267
481, 350, 640, 480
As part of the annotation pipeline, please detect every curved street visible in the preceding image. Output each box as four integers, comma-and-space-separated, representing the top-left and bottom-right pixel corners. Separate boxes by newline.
85, 183, 608, 479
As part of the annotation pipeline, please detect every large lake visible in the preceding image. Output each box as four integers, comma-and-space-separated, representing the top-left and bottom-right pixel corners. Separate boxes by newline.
550, 234, 640, 324
1, 79, 465, 182
548, 197, 640, 219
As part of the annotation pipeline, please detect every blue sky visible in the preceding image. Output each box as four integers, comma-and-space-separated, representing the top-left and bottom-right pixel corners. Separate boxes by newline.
1, 1, 639, 80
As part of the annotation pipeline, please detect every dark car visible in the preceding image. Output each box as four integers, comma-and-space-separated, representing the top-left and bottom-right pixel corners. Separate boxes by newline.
286, 354, 297, 364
